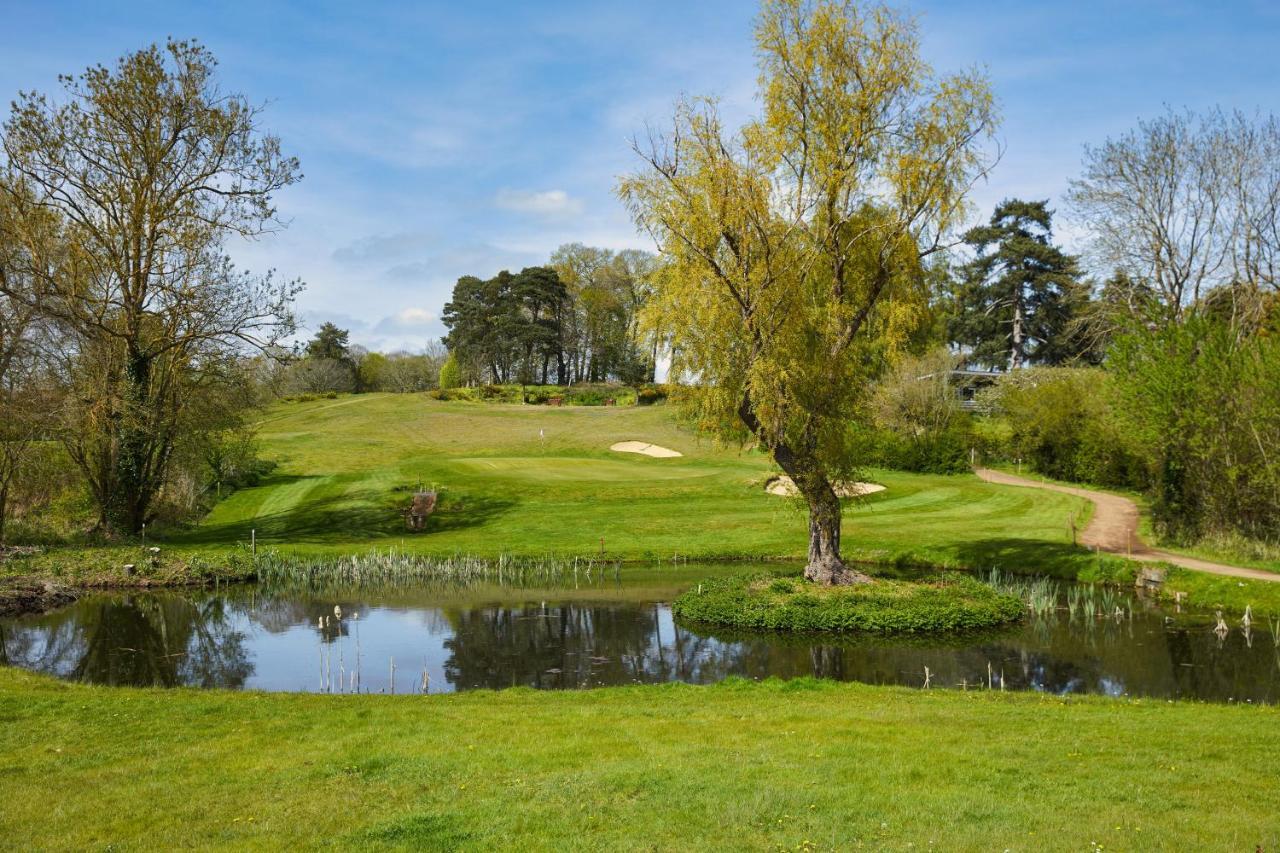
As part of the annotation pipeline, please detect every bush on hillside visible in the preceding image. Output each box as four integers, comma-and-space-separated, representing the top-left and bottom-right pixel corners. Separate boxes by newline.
636, 384, 669, 406
438, 355, 462, 390
988, 367, 1147, 489
523, 384, 638, 406
1110, 314, 1280, 542
862, 348, 980, 474
865, 423, 974, 474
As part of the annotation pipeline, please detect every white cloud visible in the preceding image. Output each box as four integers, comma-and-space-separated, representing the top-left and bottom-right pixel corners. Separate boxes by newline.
374, 307, 438, 333
395, 307, 436, 326
494, 188, 584, 218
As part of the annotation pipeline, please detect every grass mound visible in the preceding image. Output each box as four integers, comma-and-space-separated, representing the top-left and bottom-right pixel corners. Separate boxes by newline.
673, 572, 1025, 633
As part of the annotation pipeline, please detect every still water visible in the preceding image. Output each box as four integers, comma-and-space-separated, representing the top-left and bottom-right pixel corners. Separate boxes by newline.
2, 566, 1276, 703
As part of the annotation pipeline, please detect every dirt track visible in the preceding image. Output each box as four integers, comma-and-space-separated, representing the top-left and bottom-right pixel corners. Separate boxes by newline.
975, 468, 1280, 583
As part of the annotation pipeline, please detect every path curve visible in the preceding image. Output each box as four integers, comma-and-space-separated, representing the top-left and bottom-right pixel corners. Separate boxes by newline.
974, 468, 1280, 583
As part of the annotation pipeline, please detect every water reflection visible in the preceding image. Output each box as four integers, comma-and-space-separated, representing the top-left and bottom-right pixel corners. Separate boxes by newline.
0, 593, 252, 688
1, 580, 1277, 703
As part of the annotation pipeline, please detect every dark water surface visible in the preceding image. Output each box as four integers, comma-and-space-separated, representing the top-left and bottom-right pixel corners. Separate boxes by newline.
2, 566, 1276, 703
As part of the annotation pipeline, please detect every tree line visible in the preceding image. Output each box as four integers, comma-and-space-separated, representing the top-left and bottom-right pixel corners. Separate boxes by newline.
441, 244, 660, 386
873, 109, 1280, 548
259, 322, 449, 397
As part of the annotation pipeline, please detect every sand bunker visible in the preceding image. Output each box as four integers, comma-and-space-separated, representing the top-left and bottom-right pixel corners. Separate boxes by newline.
765, 475, 885, 498
610, 441, 683, 458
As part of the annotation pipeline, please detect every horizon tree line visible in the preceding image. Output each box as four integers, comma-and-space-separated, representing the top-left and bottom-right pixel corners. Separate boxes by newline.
441, 244, 662, 386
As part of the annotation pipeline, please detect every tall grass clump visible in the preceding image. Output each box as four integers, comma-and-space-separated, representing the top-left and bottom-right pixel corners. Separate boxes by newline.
254, 549, 622, 594
983, 569, 1060, 616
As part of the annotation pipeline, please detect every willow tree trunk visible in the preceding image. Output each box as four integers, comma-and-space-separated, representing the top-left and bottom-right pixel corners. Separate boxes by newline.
737, 394, 872, 585
775, 448, 873, 585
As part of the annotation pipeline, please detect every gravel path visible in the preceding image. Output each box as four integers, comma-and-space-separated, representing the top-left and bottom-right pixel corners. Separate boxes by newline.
974, 468, 1280, 583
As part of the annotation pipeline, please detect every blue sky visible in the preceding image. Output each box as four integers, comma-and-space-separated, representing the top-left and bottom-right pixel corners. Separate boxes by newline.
2, 0, 1278, 351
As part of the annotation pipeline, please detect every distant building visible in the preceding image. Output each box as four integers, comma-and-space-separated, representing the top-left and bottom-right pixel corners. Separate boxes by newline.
914, 367, 1003, 412
950, 368, 1002, 411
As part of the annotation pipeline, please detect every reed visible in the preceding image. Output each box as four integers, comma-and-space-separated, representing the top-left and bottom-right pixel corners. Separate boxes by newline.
254, 548, 626, 594
983, 569, 1060, 616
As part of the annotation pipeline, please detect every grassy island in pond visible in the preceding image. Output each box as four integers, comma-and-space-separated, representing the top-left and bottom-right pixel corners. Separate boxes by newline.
673, 572, 1025, 633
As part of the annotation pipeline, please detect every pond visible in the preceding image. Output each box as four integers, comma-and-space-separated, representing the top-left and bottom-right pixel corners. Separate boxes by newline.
2, 565, 1276, 703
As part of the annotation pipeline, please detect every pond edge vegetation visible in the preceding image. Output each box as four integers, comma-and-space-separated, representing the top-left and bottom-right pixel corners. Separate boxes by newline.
672, 572, 1026, 634
4, 541, 1279, 620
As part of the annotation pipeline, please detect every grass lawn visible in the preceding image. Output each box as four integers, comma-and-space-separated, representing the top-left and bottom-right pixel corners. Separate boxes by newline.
2, 667, 1276, 850
9, 394, 1280, 614
174, 394, 1093, 569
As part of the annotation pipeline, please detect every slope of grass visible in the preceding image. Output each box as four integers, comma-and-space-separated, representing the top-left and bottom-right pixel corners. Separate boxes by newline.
1, 667, 1275, 850
9, 394, 1280, 614
171, 394, 1093, 569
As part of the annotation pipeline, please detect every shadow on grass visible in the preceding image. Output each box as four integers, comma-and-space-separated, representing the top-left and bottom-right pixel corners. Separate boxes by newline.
165, 476, 515, 547
950, 537, 1110, 580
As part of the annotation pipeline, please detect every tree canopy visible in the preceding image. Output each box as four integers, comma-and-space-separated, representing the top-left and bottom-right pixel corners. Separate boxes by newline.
948, 199, 1086, 369
0, 39, 301, 533
305, 323, 352, 363
442, 250, 658, 386
619, 0, 996, 584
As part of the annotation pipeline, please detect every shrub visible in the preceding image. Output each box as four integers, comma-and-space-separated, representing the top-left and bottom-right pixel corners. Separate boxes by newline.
866, 422, 974, 474
673, 572, 1025, 634
438, 355, 461, 390
636, 384, 668, 406
862, 348, 980, 474
989, 367, 1146, 489
524, 384, 637, 406
1110, 315, 1280, 542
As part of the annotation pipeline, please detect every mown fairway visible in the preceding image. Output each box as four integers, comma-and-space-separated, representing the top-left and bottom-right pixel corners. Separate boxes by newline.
172, 394, 1091, 569
2, 668, 1276, 850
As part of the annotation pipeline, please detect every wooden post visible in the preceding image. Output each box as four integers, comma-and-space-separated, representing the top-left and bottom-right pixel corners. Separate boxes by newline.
251, 528, 256, 556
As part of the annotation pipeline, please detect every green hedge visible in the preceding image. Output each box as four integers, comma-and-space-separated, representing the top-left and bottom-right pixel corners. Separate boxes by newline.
673, 572, 1025, 634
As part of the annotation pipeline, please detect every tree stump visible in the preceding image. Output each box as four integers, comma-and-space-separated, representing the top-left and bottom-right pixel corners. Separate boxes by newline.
405, 491, 437, 531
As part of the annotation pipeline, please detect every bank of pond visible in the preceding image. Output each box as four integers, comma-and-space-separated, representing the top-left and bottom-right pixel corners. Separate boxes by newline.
1, 563, 1275, 704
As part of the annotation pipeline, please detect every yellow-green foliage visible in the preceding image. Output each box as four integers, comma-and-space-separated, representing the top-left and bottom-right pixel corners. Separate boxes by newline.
618, 0, 996, 481
437, 354, 462, 390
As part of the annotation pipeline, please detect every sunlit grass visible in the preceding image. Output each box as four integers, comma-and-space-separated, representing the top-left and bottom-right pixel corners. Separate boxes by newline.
0, 667, 1275, 850
170, 394, 1094, 570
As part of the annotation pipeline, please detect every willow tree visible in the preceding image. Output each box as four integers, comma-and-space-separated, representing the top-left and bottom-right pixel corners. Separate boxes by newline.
619, 0, 995, 584
1, 40, 300, 534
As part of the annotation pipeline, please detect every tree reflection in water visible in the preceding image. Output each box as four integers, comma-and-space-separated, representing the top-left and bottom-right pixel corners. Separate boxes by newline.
2, 593, 252, 688
2, 583, 1277, 703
